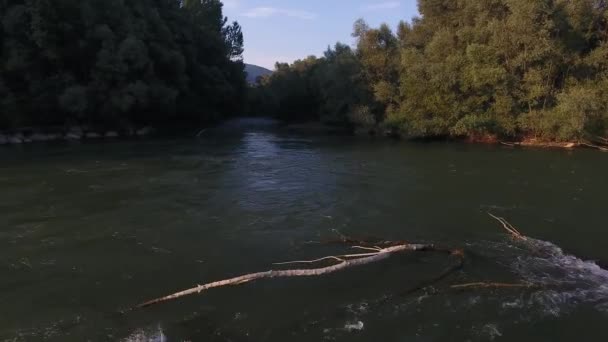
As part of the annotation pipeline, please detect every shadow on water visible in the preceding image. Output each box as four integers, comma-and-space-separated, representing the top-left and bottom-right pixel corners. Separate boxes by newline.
1, 118, 607, 341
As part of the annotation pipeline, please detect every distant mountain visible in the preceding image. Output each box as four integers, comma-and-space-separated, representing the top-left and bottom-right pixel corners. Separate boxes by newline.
245, 64, 272, 84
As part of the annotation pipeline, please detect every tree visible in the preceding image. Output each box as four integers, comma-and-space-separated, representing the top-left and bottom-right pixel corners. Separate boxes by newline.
0, 0, 247, 130
250, 0, 608, 143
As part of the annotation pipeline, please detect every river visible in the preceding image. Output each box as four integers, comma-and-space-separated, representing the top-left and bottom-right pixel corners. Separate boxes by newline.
1, 118, 607, 341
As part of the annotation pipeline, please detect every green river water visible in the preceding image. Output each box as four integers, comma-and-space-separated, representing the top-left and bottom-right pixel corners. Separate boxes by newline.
1, 118, 607, 341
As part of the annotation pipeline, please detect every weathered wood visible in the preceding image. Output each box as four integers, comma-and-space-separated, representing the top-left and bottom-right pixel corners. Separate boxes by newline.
488, 213, 527, 241
580, 142, 608, 152
451, 282, 539, 290
136, 244, 433, 309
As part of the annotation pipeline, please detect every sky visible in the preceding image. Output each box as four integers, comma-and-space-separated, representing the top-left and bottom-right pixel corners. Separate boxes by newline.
222, 0, 420, 70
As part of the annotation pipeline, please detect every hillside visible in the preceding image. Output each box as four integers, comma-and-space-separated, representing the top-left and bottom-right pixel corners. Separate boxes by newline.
245, 64, 273, 84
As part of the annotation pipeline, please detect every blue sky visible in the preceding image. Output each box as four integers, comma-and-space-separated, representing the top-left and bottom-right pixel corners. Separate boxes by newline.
222, 1, 420, 69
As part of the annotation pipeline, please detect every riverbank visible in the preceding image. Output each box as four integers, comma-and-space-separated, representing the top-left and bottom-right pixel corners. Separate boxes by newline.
4, 119, 607, 153
283, 121, 608, 152
283, 122, 353, 135
472, 135, 608, 152
0, 126, 156, 146
500, 140, 608, 152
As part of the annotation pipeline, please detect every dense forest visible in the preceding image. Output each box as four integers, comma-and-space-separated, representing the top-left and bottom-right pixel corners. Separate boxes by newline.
251, 0, 608, 143
2, 0, 608, 144
0, 0, 245, 131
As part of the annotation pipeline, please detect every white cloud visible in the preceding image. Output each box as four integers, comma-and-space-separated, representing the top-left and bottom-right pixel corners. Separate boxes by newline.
361, 1, 401, 11
241, 7, 317, 20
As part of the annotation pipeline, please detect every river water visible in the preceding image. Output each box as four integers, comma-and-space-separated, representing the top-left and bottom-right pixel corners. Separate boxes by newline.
1, 118, 607, 341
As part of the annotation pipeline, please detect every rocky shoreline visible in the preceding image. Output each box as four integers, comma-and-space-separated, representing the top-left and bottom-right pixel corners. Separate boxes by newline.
0, 126, 155, 146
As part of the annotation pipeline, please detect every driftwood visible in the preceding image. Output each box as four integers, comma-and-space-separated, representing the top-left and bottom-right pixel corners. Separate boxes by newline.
488, 213, 527, 241
580, 142, 608, 152
134, 215, 546, 311
450, 282, 539, 290
585, 134, 608, 144
499, 140, 608, 151
136, 243, 435, 309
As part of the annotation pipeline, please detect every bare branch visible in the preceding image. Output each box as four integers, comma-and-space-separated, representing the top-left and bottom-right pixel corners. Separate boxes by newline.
274, 251, 390, 266
450, 282, 540, 290
135, 244, 434, 309
580, 142, 608, 152
273, 256, 345, 266
351, 246, 383, 252
488, 213, 527, 240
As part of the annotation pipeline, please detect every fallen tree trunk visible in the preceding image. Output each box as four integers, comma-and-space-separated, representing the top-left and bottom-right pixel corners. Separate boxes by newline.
136, 243, 434, 309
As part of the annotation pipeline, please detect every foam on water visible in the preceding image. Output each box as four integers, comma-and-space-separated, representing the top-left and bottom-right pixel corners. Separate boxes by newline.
511, 238, 608, 315
122, 325, 166, 342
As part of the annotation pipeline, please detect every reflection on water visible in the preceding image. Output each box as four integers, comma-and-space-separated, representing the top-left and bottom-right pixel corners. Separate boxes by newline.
229, 132, 328, 213
1, 118, 608, 341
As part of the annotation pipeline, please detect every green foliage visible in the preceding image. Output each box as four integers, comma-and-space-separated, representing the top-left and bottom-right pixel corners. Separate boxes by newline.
254, 0, 608, 142
520, 79, 608, 140
0, 0, 246, 129
248, 43, 375, 126
59, 85, 88, 115
349, 105, 376, 128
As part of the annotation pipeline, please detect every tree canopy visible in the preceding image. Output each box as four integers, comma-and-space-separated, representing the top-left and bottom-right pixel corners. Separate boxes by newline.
0, 0, 245, 130
252, 0, 608, 142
